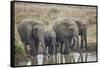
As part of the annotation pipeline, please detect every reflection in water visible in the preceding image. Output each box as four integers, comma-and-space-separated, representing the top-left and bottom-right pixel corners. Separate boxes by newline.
37, 54, 44, 65
17, 52, 97, 66
36, 52, 97, 65
26, 60, 32, 65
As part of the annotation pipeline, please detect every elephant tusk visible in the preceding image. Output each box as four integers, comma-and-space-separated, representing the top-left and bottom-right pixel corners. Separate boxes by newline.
39, 42, 41, 46
26, 44, 31, 51
74, 36, 78, 41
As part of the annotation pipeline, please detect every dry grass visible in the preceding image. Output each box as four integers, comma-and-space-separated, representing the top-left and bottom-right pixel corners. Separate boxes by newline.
15, 2, 97, 50
14, 2, 97, 65
15, 2, 97, 24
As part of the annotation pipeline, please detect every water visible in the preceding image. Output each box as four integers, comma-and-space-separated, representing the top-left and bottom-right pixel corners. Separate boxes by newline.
70, 52, 97, 62
37, 54, 44, 65
17, 52, 97, 66
26, 60, 32, 65
60, 52, 96, 63
36, 52, 96, 65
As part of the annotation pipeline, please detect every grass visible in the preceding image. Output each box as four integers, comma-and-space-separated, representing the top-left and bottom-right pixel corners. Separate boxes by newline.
15, 2, 97, 24
87, 24, 96, 44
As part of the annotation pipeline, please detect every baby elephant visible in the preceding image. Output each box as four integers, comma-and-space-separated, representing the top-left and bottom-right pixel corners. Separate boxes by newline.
44, 26, 56, 55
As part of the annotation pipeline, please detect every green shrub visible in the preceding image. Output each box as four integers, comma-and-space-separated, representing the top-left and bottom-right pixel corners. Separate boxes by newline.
15, 42, 25, 55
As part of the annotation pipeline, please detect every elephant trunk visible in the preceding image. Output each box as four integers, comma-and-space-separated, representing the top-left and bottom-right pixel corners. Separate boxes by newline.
38, 31, 48, 56
51, 37, 56, 55
70, 32, 79, 50
71, 34, 79, 50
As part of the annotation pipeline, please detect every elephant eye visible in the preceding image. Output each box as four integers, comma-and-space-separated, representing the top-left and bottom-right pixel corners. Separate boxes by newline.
33, 27, 38, 31
32, 28, 38, 34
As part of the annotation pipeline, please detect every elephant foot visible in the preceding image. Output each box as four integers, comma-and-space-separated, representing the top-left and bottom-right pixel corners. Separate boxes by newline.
70, 45, 74, 49
62, 50, 70, 55
85, 46, 88, 51
31, 51, 37, 57
80, 45, 84, 49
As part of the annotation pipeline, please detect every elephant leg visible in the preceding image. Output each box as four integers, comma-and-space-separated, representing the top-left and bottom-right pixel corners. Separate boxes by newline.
51, 39, 56, 55
70, 37, 75, 49
69, 37, 72, 49
57, 43, 60, 53
51, 45, 54, 55
77, 37, 79, 50
31, 42, 37, 57
61, 43, 64, 54
55, 42, 59, 54
59, 43, 61, 54
80, 34, 84, 49
63, 38, 70, 55
72, 36, 79, 50
35, 41, 39, 55
84, 35, 88, 50
48, 45, 51, 55
27, 35, 37, 57
53, 44, 55, 55
40, 36, 48, 56
55, 45, 57, 54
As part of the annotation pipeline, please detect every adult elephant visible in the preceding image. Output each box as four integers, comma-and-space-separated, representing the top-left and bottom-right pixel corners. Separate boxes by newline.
53, 18, 79, 54
44, 26, 56, 55
71, 17, 87, 50
17, 19, 47, 57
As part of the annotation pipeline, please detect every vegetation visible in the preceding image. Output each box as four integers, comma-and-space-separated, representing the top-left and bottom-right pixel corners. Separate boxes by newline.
15, 24, 25, 65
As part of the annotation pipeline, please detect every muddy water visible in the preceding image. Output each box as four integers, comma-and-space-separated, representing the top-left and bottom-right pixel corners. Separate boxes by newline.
35, 52, 97, 65
37, 54, 44, 65
72, 52, 97, 62
17, 52, 97, 66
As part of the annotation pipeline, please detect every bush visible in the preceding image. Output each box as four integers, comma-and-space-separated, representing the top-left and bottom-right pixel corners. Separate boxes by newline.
15, 42, 25, 56
15, 24, 26, 65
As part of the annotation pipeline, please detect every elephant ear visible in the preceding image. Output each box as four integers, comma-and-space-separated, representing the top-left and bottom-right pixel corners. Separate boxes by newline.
31, 26, 38, 38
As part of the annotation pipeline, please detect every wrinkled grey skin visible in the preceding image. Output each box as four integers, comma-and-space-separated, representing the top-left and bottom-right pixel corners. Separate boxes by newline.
44, 30, 56, 55
53, 18, 79, 54
71, 18, 87, 50
17, 19, 47, 57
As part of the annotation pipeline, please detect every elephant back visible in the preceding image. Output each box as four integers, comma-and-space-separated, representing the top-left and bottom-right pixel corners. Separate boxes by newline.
53, 18, 76, 31
44, 24, 56, 38
17, 19, 45, 44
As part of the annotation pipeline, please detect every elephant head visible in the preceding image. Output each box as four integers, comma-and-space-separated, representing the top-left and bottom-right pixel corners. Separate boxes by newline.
67, 23, 79, 49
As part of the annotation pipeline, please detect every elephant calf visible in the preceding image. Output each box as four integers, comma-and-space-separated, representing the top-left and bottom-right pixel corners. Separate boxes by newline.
71, 17, 88, 50
44, 25, 56, 55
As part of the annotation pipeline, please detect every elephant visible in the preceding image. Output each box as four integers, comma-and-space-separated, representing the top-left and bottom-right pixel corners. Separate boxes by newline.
17, 19, 48, 57
44, 26, 56, 55
71, 17, 87, 50
53, 18, 79, 54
